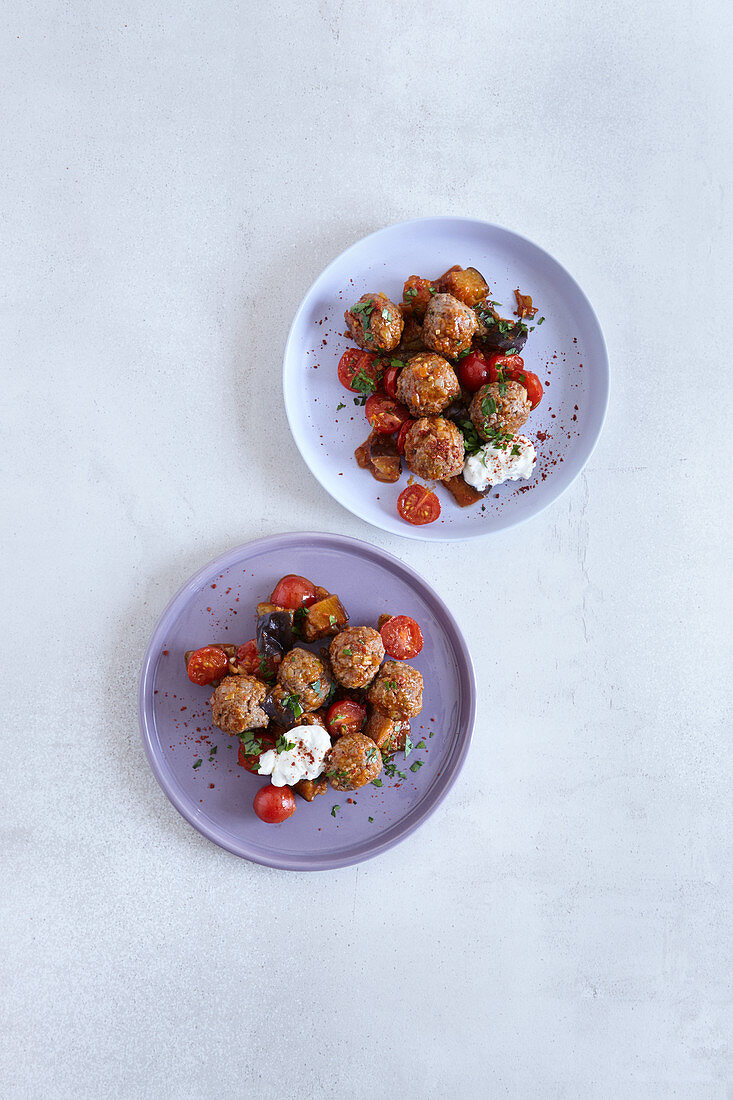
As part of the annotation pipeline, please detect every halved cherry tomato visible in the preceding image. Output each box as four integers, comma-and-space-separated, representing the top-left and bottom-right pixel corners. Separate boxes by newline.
456, 351, 490, 393
396, 419, 415, 455
397, 485, 441, 525
186, 645, 229, 685
382, 364, 401, 399
235, 639, 259, 675
337, 349, 382, 392
237, 733, 276, 773
270, 574, 318, 609
253, 783, 296, 823
326, 700, 367, 738
365, 394, 410, 434
380, 615, 424, 659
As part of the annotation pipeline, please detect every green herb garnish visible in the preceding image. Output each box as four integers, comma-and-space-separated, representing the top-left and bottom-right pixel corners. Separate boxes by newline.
336, 402, 345, 411
371, 778, 383, 787
275, 734, 296, 753
331, 805, 340, 817
193, 758, 202, 769
404, 733, 414, 757
410, 760, 424, 773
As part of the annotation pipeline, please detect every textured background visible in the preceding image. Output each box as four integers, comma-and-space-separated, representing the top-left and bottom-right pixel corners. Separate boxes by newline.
1, 1, 731, 1097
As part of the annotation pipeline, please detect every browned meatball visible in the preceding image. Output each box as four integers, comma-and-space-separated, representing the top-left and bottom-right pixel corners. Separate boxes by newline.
326, 733, 382, 791
469, 380, 530, 439
367, 660, 423, 720
403, 417, 465, 481
209, 675, 268, 734
422, 293, 477, 358
396, 353, 461, 417
277, 648, 333, 712
330, 626, 384, 689
344, 292, 404, 352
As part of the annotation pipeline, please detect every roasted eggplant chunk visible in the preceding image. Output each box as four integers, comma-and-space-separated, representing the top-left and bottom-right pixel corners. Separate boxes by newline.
302, 594, 349, 642
293, 776, 328, 802
474, 298, 528, 353
437, 266, 489, 308
256, 610, 294, 666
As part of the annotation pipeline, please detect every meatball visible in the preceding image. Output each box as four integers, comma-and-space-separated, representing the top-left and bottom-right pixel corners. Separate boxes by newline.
330, 626, 384, 689
367, 660, 423, 720
277, 648, 333, 712
422, 293, 477, 358
396, 353, 461, 417
209, 675, 268, 734
469, 380, 530, 439
403, 417, 465, 481
344, 292, 404, 352
326, 733, 382, 791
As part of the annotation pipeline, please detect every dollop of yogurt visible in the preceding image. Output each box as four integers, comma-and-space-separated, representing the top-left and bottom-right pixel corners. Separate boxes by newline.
258, 724, 331, 787
463, 434, 537, 491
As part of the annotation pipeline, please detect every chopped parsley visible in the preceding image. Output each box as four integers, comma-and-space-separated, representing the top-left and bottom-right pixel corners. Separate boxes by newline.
275, 734, 296, 753
537, 316, 545, 325
481, 394, 497, 418
371, 778, 383, 787
336, 401, 345, 411
240, 732, 264, 756
292, 606, 308, 637
404, 733, 414, 757
368, 816, 374, 823
458, 419, 483, 457
416, 740, 426, 749
341, 647, 353, 657
281, 692, 303, 719
192, 758, 202, 769
331, 805, 340, 817
410, 760, 424, 773
405, 287, 417, 300
382, 309, 392, 321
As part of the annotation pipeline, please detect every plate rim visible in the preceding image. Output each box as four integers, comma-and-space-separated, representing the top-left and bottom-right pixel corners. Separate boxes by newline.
282, 214, 610, 542
138, 530, 477, 871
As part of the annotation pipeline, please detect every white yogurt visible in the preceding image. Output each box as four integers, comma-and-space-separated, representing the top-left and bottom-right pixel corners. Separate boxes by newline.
258, 723, 331, 787
463, 434, 537, 491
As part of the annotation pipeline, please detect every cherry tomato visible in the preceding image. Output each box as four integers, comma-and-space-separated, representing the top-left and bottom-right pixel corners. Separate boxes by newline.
397, 485, 441, 525
382, 364, 401, 399
485, 353, 525, 382
235, 639, 259, 675
326, 700, 367, 738
270, 574, 318, 609
253, 784, 296, 823
396, 419, 415, 455
237, 733, 276, 773
337, 349, 381, 392
380, 615, 424, 659
456, 351, 490, 393
505, 367, 543, 409
186, 646, 229, 685
365, 394, 410, 434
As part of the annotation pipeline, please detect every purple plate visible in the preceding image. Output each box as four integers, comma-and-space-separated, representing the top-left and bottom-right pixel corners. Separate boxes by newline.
138, 532, 476, 870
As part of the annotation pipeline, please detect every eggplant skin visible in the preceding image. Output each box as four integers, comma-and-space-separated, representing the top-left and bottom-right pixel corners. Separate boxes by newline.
474, 299, 529, 353
256, 610, 293, 664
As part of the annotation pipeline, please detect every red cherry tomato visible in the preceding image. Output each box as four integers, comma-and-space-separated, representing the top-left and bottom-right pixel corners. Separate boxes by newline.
506, 367, 543, 409
237, 734, 276, 773
382, 364, 401, 399
485, 353, 525, 382
365, 394, 410, 434
380, 615, 424, 659
396, 419, 415, 455
270, 574, 318, 609
456, 351, 490, 393
235, 639, 259, 675
397, 485, 441, 525
326, 700, 367, 738
253, 784, 296, 823
186, 646, 229, 685
337, 349, 381, 392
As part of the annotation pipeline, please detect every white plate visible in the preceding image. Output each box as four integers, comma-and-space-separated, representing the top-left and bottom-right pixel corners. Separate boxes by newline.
283, 216, 609, 541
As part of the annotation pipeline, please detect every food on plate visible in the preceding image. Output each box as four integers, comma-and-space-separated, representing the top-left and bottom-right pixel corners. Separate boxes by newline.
184, 574, 427, 822
469, 380, 531, 440
329, 626, 385, 688
326, 733, 383, 791
395, 353, 461, 417
367, 660, 424, 720
253, 784, 297, 823
422, 293, 478, 358
403, 417, 465, 481
344, 292, 404, 352
336, 264, 545, 524
209, 675, 269, 733
277, 648, 333, 711
463, 435, 537, 492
